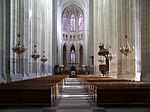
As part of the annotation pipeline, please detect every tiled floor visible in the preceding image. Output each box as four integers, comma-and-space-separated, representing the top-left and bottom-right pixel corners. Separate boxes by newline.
0, 78, 150, 112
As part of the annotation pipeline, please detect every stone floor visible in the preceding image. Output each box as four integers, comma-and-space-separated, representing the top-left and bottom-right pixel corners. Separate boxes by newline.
0, 78, 150, 112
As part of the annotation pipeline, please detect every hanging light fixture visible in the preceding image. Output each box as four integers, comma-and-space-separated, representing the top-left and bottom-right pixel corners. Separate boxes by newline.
12, 0, 27, 57
41, 51, 48, 63
119, 1, 134, 57
120, 35, 134, 57
41, 51, 48, 75
107, 46, 116, 61
12, 0, 27, 74
12, 34, 27, 57
31, 45, 40, 76
31, 45, 40, 60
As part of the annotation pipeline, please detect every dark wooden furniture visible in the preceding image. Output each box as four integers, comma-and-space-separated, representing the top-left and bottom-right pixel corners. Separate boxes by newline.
77, 75, 150, 106
0, 75, 69, 106
95, 82, 150, 106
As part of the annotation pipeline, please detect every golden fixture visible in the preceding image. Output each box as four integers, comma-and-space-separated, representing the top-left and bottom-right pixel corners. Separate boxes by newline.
41, 51, 48, 63
41, 51, 48, 75
12, 34, 27, 57
12, 34, 27, 74
31, 45, 40, 75
107, 46, 116, 61
31, 45, 40, 60
120, 35, 134, 57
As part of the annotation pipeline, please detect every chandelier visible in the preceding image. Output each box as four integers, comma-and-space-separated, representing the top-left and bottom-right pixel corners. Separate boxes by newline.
12, 34, 27, 57
120, 35, 134, 57
31, 45, 40, 60
107, 46, 116, 61
41, 51, 48, 63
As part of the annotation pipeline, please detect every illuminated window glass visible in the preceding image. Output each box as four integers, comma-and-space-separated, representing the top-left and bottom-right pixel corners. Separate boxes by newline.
70, 14, 75, 31
79, 14, 83, 31
63, 17, 67, 31
71, 50, 75, 63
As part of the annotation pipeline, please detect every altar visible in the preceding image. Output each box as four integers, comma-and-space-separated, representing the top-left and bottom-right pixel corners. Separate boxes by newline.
68, 62, 79, 75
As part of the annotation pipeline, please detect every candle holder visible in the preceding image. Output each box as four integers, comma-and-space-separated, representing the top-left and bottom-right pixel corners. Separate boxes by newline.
106, 46, 116, 61
31, 45, 40, 61
31, 45, 40, 75
41, 51, 48, 63
41, 51, 48, 75
120, 35, 134, 75
120, 35, 134, 58
12, 34, 27, 73
12, 34, 27, 57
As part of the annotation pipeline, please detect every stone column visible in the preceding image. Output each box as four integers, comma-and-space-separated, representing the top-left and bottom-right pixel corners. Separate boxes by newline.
93, 0, 101, 75
10, 0, 20, 81
30, 0, 39, 77
133, 0, 141, 81
5, 0, 11, 82
23, 0, 30, 79
141, 0, 150, 81
48, 0, 53, 75
0, 0, 5, 83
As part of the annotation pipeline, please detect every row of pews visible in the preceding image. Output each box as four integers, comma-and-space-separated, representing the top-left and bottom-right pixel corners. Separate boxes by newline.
77, 75, 150, 106
0, 75, 69, 106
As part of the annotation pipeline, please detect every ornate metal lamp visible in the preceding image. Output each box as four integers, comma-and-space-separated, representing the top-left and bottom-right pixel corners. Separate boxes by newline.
41, 51, 48, 75
31, 45, 40, 75
12, 34, 27, 57
31, 45, 40, 60
12, 34, 27, 73
120, 35, 134, 57
120, 35, 134, 75
41, 51, 48, 63
107, 46, 116, 61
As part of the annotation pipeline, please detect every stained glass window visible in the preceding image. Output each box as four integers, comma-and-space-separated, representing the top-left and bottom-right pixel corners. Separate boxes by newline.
63, 17, 67, 31
79, 14, 83, 31
70, 14, 75, 31
71, 50, 75, 63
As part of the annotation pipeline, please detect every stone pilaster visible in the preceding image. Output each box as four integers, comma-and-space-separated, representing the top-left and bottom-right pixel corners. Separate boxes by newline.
141, 0, 150, 81
0, 0, 5, 83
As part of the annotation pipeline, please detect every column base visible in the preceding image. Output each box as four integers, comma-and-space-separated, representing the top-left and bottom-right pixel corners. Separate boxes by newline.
11, 73, 23, 81
0, 75, 6, 83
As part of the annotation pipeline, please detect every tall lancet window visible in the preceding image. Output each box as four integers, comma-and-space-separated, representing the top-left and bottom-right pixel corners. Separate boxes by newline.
79, 14, 83, 31
71, 50, 75, 63
70, 45, 75, 63
70, 14, 76, 31
63, 16, 67, 31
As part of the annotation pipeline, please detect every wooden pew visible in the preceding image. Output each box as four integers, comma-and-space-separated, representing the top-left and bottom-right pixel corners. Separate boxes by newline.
0, 83, 53, 106
78, 75, 150, 106
0, 75, 69, 106
95, 82, 150, 106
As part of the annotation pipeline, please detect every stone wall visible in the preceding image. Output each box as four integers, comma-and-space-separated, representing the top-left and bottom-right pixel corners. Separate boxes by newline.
93, 0, 138, 80
0, 0, 53, 83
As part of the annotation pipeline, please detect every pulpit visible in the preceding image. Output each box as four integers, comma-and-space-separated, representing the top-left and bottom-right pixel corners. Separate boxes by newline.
98, 43, 109, 76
